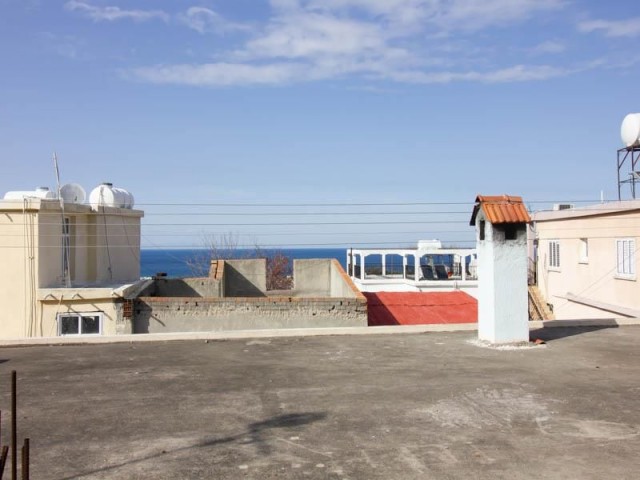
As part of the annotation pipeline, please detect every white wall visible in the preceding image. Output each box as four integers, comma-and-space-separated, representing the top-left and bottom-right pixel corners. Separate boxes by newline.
535, 209, 640, 319
477, 211, 529, 344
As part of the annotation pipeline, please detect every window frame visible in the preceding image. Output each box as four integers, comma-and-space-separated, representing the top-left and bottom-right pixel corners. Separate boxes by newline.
578, 238, 589, 264
57, 312, 103, 336
548, 240, 561, 271
615, 238, 636, 280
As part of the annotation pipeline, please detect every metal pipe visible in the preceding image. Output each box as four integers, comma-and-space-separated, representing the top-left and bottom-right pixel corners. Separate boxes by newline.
618, 149, 623, 200
11, 371, 16, 480
20, 440, 28, 480
0, 446, 9, 479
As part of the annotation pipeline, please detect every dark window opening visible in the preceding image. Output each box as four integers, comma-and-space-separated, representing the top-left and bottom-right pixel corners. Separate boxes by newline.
82, 316, 101, 334
504, 224, 518, 240
59, 315, 79, 335
479, 220, 485, 241
58, 313, 102, 335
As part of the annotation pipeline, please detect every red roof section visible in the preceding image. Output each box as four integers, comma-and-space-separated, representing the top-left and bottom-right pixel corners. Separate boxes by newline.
470, 194, 531, 225
365, 291, 477, 326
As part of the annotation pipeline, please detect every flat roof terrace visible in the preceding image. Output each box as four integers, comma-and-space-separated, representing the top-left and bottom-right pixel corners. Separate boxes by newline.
0, 326, 639, 479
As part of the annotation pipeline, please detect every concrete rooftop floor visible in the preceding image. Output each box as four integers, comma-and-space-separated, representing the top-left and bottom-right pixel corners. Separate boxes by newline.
0, 326, 639, 479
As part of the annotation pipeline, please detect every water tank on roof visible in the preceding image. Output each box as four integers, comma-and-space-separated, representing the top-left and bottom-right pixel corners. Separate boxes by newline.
60, 183, 86, 204
3, 187, 57, 201
89, 183, 135, 209
621, 113, 640, 148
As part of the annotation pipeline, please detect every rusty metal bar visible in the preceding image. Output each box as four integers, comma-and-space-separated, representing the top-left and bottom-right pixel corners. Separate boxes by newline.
0, 446, 9, 479
20, 440, 28, 480
11, 372, 16, 480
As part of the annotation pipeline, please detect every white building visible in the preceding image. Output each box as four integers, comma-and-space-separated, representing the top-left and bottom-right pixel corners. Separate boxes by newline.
533, 200, 640, 320
346, 240, 478, 297
0, 186, 147, 338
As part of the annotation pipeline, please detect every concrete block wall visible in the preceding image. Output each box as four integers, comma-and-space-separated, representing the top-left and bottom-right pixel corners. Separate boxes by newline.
115, 301, 134, 335
224, 259, 266, 297
139, 277, 222, 298
131, 258, 368, 334
329, 259, 362, 298
134, 296, 367, 333
291, 259, 363, 299
292, 259, 331, 296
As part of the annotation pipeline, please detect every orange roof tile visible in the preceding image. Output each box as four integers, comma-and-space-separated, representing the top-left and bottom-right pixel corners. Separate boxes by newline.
469, 194, 531, 225
364, 291, 477, 326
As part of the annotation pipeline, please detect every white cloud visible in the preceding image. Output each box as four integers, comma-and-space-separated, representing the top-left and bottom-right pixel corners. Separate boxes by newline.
427, 0, 564, 30
127, 61, 571, 87
122, 0, 600, 88
578, 17, 640, 38
306, 0, 564, 31
389, 64, 570, 84
243, 12, 393, 59
126, 62, 308, 86
529, 40, 566, 55
64, 1, 169, 23
179, 7, 250, 35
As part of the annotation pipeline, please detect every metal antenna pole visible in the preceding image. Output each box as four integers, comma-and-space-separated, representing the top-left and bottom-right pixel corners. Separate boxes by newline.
53, 153, 71, 287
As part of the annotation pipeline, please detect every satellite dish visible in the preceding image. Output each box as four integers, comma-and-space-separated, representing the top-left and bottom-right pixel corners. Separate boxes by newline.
60, 183, 86, 204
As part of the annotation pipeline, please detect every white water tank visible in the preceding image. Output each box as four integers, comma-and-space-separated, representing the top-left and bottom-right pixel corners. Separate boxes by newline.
89, 183, 135, 209
621, 113, 640, 148
3, 187, 57, 201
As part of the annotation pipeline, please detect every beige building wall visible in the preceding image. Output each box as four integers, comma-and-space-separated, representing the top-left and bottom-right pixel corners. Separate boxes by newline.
0, 198, 143, 339
38, 297, 128, 337
535, 205, 640, 319
0, 202, 38, 337
36, 201, 141, 288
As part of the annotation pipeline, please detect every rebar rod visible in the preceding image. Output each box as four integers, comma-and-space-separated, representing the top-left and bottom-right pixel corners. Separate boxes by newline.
11, 372, 16, 480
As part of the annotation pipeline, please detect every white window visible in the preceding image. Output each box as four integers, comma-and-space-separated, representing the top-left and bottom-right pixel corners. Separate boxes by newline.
579, 238, 589, 264
616, 238, 636, 279
548, 240, 560, 270
58, 313, 102, 336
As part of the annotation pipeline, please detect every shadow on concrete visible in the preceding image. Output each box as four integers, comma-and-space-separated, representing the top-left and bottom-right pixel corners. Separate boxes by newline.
530, 325, 618, 342
246, 413, 326, 455
224, 264, 266, 298
365, 293, 399, 326
153, 279, 203, 298
60, 412, 327, 480
133, 310, 165, 334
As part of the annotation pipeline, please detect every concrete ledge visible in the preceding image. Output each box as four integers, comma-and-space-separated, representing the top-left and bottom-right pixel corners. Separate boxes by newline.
0, 323, 476, 347
530, 317, 640, 328
1, 318, 638, 348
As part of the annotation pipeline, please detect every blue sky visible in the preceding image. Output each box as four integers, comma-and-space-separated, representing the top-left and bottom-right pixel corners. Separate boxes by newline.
1, 0, 639, 248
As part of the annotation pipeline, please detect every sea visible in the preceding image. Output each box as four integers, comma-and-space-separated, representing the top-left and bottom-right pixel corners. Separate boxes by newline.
140, 248, 349, 278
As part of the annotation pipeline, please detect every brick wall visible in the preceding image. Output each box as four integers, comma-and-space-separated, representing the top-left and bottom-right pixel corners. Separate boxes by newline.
134, 295, 367, 333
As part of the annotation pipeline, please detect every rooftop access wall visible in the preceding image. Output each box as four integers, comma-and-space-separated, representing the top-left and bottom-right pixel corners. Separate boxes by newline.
134, 259, 367, 333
